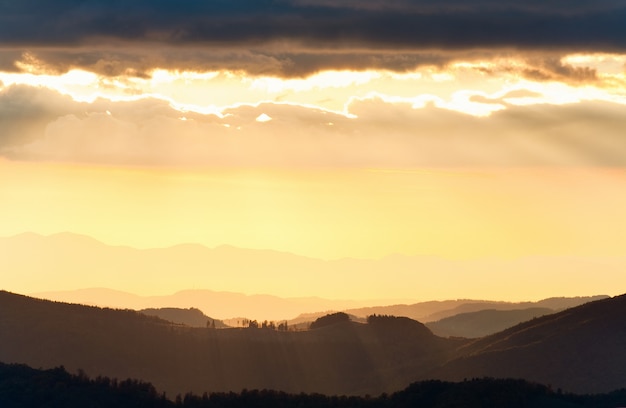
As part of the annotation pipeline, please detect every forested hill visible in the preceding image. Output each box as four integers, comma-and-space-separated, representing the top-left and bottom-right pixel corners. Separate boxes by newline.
0, 291, 463, 396
140, 307, 228, 328
433, 294, 626, 393
2, 362, 626, 408
2, 290, 625, 397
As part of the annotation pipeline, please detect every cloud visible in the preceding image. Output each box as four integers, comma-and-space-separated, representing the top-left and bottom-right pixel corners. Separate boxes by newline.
1, 84, 625, 167
1, 0, 625, 77
0, 85, 78, 147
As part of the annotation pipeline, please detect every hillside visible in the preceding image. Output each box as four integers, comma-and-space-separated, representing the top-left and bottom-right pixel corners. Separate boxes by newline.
2, 290, 625, 396
0, 291, 462, 396
421, 296, 608, 322
426, 307, 554, 338
344, 296, 607, 323
140, 308, 228, 328
432, 294, 626, 393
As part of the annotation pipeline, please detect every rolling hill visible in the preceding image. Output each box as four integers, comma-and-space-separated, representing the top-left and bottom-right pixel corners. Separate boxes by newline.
139, 308, 229, 328
0, 291, 462, 396
425, 307, 554, 338
1, 290, 624, 396
432, 294, 626, 393
344, 296, 608, 323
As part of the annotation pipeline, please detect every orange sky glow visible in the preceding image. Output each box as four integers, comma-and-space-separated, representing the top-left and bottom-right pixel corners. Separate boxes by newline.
2, 5, 626, 302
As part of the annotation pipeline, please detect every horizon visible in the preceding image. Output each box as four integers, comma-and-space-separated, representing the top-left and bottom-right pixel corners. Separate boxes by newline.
2, 230, 624, 305
2, 1, 626, 304
3, 1, 626, 403
3, 287, 612, 324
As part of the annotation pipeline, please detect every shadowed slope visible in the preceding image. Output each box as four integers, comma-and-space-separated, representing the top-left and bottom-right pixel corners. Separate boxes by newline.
426, 307, 554, 338
0, 291, 461, 396
433, 295, 626, 393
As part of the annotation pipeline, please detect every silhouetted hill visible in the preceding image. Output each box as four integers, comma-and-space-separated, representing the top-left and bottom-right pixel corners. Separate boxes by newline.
0, 291, 462, 396
422, 296, 608, 322
432, 294, 626, 393
310, 312, 351, 329
3, 290, 625, 396
426, 307, 554, 338
344, 300, 491, 322
343, 296, 608, 323
285, 297, 603, 332
0, 363, 169, 408
3, 362, 626, 408
140, 308, 228, 328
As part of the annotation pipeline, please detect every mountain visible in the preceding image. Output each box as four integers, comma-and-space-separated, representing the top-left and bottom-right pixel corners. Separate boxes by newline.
31, 287, 605, 332
3, 231, 623, 307
432, 294, 626, 393
0, 291, 463, 396
344, 296, 608, 323
2, 290, 626, 396
139, 308, 228, 328
421, 296, 609, 322
425, 307, 554, 338
31, 288, 381, 322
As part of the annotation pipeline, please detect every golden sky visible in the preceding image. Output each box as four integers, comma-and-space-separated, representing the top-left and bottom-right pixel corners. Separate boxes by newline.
2, 1, 626, 300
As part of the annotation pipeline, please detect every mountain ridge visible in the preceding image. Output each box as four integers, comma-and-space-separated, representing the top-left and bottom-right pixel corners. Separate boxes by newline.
432, 294, 626, 393
3, 231, 623, 303
31, 287, 606, 325
1, 290, 625, 395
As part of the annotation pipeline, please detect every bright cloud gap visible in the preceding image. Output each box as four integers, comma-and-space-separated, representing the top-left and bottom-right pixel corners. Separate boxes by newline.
2, 53, 626, 120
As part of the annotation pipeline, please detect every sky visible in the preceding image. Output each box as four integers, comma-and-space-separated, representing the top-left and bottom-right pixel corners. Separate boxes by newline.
1, 0, 626, 300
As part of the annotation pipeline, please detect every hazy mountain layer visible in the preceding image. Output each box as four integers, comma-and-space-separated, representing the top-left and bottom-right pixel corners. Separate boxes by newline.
3, 231, 621, 308
425, 307, 554, 338
1, 291, 625, 396
32, 286, 607, 328
31, 288, 377, 322
343, 296, 607, 323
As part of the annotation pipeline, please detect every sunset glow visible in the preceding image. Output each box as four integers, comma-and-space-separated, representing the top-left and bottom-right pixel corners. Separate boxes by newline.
2, 0, 626, 301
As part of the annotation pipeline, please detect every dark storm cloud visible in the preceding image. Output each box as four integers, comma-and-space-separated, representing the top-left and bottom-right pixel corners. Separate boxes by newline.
1, 0, 625, 76
2, 0, 625, 47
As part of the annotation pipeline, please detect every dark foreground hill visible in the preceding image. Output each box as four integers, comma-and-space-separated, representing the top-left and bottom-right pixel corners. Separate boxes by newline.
1, 291, 625, 396
432, 294, 626, 393
0, 291, 462, 396
3, 362, 626, 408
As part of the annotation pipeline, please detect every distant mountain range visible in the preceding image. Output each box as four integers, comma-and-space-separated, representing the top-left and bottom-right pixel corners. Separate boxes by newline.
31, 287, 606, 337
425, 307, 554, 338
3, 231, 624, 309
1, 290, 625, 396
31, 287, 378, 322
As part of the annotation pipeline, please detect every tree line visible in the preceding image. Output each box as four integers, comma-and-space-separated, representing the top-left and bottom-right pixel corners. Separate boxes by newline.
2, 362, 626, 408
